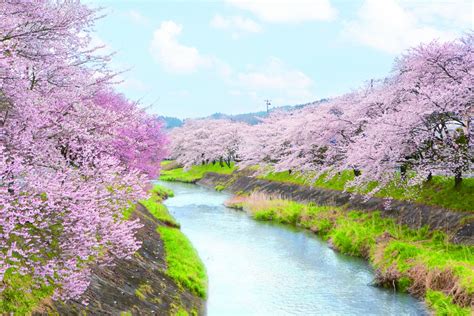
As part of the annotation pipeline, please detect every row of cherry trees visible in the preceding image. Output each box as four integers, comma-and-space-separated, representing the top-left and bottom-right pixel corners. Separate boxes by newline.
1, 1, 167, 301
170, 34, 473, 195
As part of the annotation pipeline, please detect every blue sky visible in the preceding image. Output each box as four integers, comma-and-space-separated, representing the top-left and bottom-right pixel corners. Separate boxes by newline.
88, 0, 472, 118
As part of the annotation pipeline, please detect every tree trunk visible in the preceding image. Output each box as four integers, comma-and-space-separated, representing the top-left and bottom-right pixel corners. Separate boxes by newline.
454, 170, 462, 188
400, 165, 407, 180
219, 157, 224, 167
426, 172, 432, 182
353, 168, 361, 177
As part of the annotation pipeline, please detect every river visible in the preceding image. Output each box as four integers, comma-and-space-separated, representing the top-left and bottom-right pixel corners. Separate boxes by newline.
159, 181, 428, 316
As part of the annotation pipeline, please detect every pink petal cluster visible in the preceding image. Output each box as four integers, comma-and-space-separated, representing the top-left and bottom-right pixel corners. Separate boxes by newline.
1, 1, 167, 300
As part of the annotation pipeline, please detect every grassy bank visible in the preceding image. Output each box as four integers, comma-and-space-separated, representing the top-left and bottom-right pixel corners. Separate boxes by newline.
259, 170, 474, 213
158, 226, 207, 298
139, 184, 179, 227
141, 185, 207, 299
225, 193, 474, 315
160, 162, 236, 183
160, 161, 473, 212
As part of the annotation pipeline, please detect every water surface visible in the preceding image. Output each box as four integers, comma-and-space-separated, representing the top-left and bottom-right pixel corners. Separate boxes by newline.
159, 181, 427, 316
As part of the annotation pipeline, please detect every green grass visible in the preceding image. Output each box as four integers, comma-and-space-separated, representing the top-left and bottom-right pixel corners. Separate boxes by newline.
227, 194, 474, 314
161, 160, 174, 167
151, 183, 175, 199
134, 283, 153, 301
160, 162, 236, 183
214, 184, 225, 191
426, 290, 471, 316
123, 184, 174, 221
158, 226, 207, 298
258, 170, 474, 212
0, 272, 54, 314
122, 203, 137, 220
140, 184, 178, 227
140, 198, 180, 228
139, 183, 207, 307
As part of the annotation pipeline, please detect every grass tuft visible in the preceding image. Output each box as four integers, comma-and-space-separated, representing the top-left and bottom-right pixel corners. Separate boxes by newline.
426, 290, 471, 316
158, 226, 207, 298
214, 184, 225, 192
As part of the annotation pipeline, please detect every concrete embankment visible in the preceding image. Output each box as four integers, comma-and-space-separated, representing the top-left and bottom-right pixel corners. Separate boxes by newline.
198, 172, 473, 245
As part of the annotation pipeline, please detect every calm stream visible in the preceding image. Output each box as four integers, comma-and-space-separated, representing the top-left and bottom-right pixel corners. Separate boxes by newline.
159, 181, 428, 316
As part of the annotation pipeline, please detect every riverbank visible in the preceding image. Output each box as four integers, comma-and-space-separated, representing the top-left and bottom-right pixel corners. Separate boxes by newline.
224, 193, 473, 315
160, 164, 473, 315
31, 185, 206, 315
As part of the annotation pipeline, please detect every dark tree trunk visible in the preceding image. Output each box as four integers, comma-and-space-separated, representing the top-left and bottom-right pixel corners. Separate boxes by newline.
426, 172, 432, 182
288, 169, 292, 175
454, 170, 462, 188
400, 165, 407, 180
353, 168, 361, 177
219, 157, 224, 167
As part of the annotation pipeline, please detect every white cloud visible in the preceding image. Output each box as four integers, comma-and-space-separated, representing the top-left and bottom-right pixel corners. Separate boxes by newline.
210, 14, 262, 38
226, 0, 337, 23
127, 10, 151, 26
150, 21, 212, 74
343, 0, 472, 54
231, 57, 315, 105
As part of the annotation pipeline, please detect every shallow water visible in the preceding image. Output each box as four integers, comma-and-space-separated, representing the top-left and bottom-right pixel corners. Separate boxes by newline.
159, 181, 428, 316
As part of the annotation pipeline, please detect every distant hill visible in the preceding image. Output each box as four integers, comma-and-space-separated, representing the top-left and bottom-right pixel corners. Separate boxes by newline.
160, 99, 328, 129
159, 116, 184, 129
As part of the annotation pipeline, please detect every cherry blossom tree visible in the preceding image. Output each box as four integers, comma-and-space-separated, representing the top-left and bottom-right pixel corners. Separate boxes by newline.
1, 1, 167, 302
169, 119, 247, 168
345, 34, 473, 193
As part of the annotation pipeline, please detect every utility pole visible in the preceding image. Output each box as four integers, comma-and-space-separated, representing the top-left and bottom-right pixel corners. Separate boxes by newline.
264, 99, 271, 113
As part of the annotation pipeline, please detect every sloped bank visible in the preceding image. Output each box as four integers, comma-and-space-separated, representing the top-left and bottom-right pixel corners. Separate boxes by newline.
198, 172, 473, 245
36, 189, 206, 316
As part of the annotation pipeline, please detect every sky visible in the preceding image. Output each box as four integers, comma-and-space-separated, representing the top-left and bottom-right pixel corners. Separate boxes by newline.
87, 0, 473, 118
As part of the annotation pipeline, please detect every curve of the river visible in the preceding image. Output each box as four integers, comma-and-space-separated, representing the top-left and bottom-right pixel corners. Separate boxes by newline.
159, 181, 428, 316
